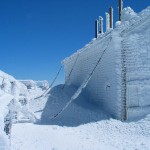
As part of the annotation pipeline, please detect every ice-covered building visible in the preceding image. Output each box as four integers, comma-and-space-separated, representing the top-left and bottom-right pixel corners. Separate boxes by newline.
62, 7, 150, 121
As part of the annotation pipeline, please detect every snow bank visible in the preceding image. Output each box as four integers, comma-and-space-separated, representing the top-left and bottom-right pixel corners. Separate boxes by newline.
122, 7, 137, 21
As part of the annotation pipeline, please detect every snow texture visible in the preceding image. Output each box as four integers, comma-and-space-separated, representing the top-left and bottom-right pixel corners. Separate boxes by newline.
0, 70, 48, 149
106, 12, 110, 32
11, 84, 150, 150
63, 6, 150, 120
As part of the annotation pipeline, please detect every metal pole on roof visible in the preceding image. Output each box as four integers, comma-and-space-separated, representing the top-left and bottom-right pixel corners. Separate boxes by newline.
95, 19, 99, 38
109, 7, 113, 29
99, 16, 103, 34
119, 0, 123, 21
105, 12, 110, 32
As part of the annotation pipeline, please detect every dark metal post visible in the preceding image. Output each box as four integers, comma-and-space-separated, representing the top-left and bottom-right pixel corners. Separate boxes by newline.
119, 0, 123, 21
99, 16, 103, 34
95, 19, 98, 38
109, 7, 113, 29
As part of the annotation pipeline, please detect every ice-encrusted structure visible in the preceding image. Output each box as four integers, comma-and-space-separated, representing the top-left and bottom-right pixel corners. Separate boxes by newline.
0, 70, 45, 149
62, 7, 150, 121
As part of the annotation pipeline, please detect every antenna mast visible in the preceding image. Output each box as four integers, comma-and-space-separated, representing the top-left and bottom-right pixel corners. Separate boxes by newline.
119, 0, 123, 21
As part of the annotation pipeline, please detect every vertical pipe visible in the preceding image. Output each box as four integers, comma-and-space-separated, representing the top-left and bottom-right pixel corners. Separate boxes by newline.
99, 16, 103, 34
95, 19, 98, 38
106, 12, 110, 32
109, 7, 113, 29
119, 0, 123, 21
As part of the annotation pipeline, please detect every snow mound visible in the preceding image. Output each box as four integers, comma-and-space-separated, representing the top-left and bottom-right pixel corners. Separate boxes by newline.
29, 84, 109, 126
122, 7, 137, 21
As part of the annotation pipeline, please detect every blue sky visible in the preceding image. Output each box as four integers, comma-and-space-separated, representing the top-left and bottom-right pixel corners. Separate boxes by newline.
0, 0, 149, 83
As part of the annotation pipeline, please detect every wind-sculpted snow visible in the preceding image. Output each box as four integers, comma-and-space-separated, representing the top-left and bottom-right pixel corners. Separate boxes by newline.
0, 70, 29, 149
0, 70, 47, 149
38, 85, 109, 126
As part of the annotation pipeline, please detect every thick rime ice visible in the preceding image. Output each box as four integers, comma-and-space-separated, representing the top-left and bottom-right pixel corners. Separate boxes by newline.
105, 12, 110, 32
122, 7, 137, 21
63, 6, 150, 120
0, 70, 49, 149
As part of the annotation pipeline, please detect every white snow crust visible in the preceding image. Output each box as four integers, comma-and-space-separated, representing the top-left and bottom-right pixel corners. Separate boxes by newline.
11, 84, 150, 150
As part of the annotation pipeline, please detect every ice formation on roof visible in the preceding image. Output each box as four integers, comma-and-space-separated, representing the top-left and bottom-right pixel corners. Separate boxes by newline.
122, 7, 137, 21
62, 6, 150, 64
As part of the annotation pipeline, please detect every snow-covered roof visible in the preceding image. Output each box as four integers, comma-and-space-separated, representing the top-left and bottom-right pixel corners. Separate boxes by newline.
62, 6, 150, 64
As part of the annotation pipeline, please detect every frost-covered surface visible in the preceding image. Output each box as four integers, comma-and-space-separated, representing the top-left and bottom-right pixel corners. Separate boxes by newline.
20, 80, 49, 99
0, 70, 29, 150
123, 21, 150, 119
0, 93, 12, 150
11, 85, 150, 150
121, 7, 137, 21
0, 70, 47, 149
62, 6, 150, 120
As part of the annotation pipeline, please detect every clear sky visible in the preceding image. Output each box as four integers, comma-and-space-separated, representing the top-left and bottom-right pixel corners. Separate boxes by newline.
0, 0, 149, 83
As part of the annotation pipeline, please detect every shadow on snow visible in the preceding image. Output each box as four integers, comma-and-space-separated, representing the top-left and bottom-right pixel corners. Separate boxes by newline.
38, 84, 109, 127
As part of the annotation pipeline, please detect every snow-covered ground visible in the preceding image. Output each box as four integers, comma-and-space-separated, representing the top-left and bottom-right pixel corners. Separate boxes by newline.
11, 116, 150, 150
11, 84, 150, 150
0, 67, 150, 150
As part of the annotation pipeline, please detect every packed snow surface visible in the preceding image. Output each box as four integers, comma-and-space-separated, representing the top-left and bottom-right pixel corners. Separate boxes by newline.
11, 117, 150, 150
11, 84, 150, 150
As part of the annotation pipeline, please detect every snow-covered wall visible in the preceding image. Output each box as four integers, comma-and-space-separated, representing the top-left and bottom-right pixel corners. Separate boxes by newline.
63, 6, 150, 120
63, 32, 123, 119
124, 17, 150, 120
